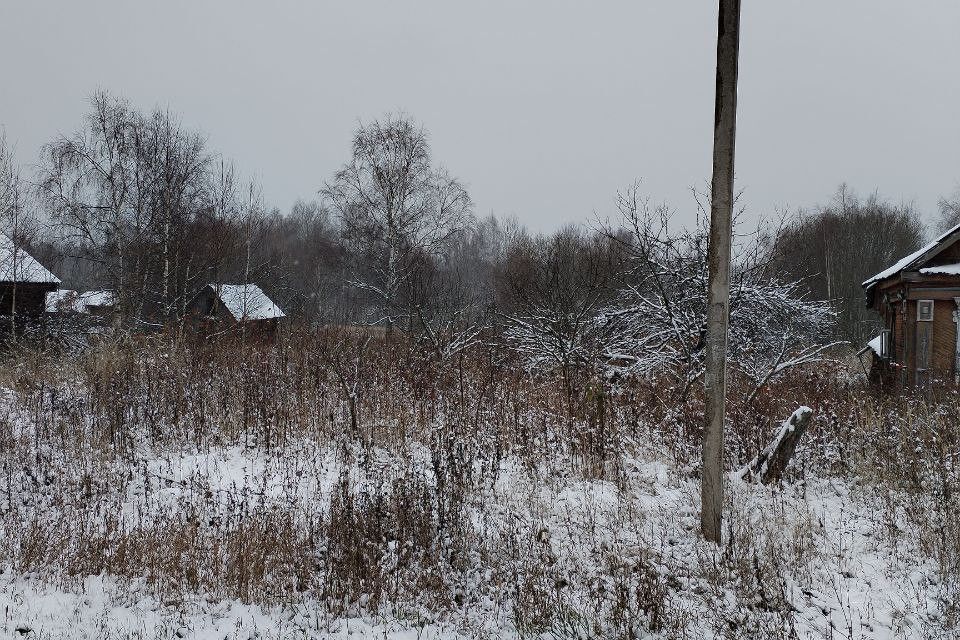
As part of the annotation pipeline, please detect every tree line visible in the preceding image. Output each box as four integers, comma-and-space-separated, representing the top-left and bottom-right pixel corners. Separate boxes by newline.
2, 91, 957, 360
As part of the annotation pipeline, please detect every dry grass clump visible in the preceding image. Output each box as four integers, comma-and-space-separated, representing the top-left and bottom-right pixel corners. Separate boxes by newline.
10, 506, 315, 606
323, 467, 479, 616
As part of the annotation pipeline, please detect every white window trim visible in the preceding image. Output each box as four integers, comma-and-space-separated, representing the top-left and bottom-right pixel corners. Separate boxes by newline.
879, 329, 891, 359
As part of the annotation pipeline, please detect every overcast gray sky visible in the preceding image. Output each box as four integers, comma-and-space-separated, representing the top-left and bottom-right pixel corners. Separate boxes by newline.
1, 2, 958, 231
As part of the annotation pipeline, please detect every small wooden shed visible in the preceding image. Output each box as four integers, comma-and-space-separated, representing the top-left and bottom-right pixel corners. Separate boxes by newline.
0, 234, 60, 317
185, 283, 285, 338
862, 223, 960, 386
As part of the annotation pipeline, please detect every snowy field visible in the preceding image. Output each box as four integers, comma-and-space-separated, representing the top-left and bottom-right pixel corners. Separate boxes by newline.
0, 341, 956, 639
2, 437, 952, 638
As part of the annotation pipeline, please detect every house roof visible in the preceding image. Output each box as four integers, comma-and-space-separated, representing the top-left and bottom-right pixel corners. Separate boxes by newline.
209, 283, 284, 321
919, 263, 960, 276
0, 234, 60, 284
862, 222, 960, 291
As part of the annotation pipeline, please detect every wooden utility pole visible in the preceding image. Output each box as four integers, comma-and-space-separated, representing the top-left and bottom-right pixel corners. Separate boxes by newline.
701, 0, 742, 544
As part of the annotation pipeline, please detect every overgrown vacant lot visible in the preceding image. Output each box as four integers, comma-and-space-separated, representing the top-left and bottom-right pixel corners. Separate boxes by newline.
0, 331, 957, 639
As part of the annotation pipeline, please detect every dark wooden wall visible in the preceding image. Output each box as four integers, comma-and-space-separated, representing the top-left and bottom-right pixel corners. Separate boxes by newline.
0, 282, 58, 316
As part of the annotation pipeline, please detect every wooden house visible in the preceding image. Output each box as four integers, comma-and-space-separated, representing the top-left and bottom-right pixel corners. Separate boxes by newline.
862, 223, 960, 386
185, 283, 285, 338
0, 234, 60, 317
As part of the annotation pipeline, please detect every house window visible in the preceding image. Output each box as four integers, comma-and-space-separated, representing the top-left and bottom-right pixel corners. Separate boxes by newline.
878, 329, 891, 360
917, 300, 935, 322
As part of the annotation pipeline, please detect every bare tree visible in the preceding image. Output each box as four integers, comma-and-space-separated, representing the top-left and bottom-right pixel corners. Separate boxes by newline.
39, 91, 252, 327
39, 91, 141, 316
597, 188, 838, 403
772, 186, 924, 344
938, 184, 960, 232
0, 132, 34, 336
255, 199, 342, 320
500, 227, 622, 395
134, 107, 211, 318
322, 114, 473, 331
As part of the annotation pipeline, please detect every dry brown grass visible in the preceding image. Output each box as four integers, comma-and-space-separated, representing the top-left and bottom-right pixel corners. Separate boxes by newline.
0, 328, 956, 635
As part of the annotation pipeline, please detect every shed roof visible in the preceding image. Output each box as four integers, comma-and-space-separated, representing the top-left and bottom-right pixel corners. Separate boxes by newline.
209, 283, 284, 321
0, 234, 60, 284
79, 290, 116, 308
46, 289, 117, 314
46, 289, 81, 313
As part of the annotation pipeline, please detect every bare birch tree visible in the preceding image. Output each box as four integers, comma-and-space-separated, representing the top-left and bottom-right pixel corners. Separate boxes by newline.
322, 114, 472, 332
0, 133, 32, 336
39, 91, 249, 327
39, 91, 141, 317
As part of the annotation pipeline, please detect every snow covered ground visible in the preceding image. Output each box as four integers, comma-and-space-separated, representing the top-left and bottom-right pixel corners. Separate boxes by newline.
2, 435, 951, 639
0, 574, 473, 639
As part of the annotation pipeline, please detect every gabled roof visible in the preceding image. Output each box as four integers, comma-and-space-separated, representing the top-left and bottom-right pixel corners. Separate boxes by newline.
862, 222, 960, 291
209, 283, 284, 321
0, 234, 60, 284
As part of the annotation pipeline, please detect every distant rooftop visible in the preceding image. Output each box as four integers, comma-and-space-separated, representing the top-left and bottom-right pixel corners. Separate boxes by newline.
210, 283, 284, 321
46, 289, 117, 314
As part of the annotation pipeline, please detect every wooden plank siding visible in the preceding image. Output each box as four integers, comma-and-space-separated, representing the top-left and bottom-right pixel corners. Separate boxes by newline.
873, 282, 959, 386
900, 296, 958, 385
931, 299, 958, 376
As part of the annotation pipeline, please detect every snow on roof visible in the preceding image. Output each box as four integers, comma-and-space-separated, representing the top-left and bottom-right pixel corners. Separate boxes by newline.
211, 284, 284, 321
46, 289, 117, 313
867, 334, 884, 356
46, 289, 81, 313
79, 290, 116, 308
919, 262, 960, 276
862, 222, 960, 289
0, 234, 60, 284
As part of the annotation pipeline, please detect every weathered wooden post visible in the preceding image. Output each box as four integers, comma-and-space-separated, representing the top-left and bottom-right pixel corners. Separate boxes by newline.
737, 407, 814, 485
702, 0, 742, 544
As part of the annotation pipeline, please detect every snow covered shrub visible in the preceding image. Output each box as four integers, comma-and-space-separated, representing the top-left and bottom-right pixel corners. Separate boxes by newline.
499, 227, 624, 414
596, 187, 841, 400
